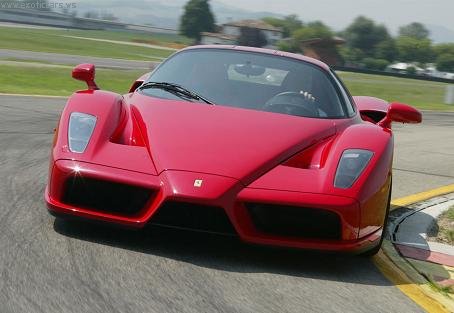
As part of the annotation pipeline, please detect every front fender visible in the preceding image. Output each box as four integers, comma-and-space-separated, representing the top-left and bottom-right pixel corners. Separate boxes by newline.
50, 90, 156, 177
247, 122, 393, 239
327, 123, 393, 238
54, 90, 124, 158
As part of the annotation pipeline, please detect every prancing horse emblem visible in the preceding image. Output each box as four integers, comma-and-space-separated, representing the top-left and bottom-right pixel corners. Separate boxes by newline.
194, 179, 203, 187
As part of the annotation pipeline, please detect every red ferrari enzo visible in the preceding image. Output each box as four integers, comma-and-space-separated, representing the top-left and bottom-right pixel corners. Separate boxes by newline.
45, 45, 421, 255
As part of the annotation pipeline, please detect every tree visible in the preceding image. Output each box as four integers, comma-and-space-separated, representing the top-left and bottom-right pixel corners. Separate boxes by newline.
339, 46, 365, 65
237, 27, 267, 48
436, 54, 454, 72
179, 0, 215, 42
399, 22, 430, 40
434, 43, 454, 57
362, 58, 390, 71
277, 21, 333, 53
396, 36, 433, 63
374, 38, 398, 62
342, 16, 391, 57
293, 21, 333, 42
262, 15, 303, 37
277, 39, 300, 53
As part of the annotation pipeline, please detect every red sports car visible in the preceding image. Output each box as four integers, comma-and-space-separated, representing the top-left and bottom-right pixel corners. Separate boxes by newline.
45, 45, 421, 255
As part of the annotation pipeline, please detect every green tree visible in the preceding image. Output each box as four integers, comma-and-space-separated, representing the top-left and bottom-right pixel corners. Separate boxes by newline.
434, 43, 454, 56
436, 54, 454, 72
374, 38, 398, 62
339, 46, 365, 65
396, 36, 433, 63
277, 39, 299, 53
276, 21, 333, 53
179, 0, 215, 42
293, 21, 333, 42
399, 22, 430, 40
342, 16, 391, 57
362, 58, 390, 71
262, 15, 303, 37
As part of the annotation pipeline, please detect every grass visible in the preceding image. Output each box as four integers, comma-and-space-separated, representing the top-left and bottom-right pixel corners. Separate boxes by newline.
337, 72, 454, 111
0, 64, 146, 96
0, 26, 175, 61
428, 277, 454, 296
435, 206, 454, 244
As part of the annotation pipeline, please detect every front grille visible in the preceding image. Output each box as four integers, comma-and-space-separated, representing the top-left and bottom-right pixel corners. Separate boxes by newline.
246, 203, 341, 240
62, 176, 153, 216
151, 201, 237, 235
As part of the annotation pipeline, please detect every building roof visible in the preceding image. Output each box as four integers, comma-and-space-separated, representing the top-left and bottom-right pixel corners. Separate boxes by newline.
300, 36, 346, 46
200, 32, 236, 40
223, 19, 283, 32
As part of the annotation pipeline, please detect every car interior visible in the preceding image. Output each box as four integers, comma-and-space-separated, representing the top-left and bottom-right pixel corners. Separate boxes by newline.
145, 49, 348, 119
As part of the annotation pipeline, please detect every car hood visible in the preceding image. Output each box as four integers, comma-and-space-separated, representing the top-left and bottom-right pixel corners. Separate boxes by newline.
130, 94, 336, 184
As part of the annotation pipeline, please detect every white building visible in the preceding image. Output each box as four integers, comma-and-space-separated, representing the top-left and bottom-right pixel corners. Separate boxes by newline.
200, 19, 283, 48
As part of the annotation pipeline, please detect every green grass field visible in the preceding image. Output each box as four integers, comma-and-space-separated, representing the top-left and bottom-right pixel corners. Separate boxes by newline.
0, 64, 146, 96
338, 72, 453, 111
0, 27, 176, 61
0, 62, 453, 111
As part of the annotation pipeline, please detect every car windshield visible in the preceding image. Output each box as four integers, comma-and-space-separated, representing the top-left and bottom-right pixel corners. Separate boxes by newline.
143, 48, 350, 119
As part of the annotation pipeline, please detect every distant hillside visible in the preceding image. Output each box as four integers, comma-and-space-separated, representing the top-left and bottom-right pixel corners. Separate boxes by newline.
72, 0, 282, 29
427, 25, 454, 43
65, 0, 454, 42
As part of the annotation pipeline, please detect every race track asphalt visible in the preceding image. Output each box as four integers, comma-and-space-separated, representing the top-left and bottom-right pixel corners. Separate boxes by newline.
0, 49, 156, 70
2, 95, 452, 313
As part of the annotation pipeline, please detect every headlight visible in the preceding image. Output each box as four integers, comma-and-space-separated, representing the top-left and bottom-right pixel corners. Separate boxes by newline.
68, 112, 97, 153
334, 149, 373, 189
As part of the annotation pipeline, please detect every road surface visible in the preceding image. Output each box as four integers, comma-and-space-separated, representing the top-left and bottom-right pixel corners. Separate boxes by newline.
0, 48, 157, 70
2, 95, 452, 313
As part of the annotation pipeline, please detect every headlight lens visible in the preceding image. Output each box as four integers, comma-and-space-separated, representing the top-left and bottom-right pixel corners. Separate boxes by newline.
334, 149, 373, 189
68, 112, 97, 153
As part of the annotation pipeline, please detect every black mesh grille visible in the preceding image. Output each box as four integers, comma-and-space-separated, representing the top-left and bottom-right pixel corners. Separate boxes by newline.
151, 202, 237, 235
246, 203, 341, 240
62, 176, 153, 216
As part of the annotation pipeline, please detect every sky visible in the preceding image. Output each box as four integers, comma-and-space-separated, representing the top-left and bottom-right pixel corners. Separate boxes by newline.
69, 0, 454, 42
214, 0, 454, 34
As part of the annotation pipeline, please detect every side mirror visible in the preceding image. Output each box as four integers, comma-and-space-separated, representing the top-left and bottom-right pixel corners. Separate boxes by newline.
378, 102, 422, 128
72, 63, 99, 90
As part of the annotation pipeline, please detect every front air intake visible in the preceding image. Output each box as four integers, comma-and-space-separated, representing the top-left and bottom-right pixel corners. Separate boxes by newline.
62, 176, 153, 216
151, 201, 237, 235
246, 203, 341, 240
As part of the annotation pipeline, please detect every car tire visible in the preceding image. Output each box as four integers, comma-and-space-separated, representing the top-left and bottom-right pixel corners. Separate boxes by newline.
361, 180, 392, 257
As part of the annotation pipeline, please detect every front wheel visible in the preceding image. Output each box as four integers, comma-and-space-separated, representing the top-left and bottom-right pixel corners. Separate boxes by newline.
361, 181, 392, 257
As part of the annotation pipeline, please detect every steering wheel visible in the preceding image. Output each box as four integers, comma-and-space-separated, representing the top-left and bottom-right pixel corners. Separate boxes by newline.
262, 91, 319, 118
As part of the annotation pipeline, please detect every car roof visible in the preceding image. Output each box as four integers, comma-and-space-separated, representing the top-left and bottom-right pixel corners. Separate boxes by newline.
180, 45, 330, 71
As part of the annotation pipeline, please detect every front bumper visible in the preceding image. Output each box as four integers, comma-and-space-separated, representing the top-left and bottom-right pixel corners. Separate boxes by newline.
45, 159, 381, 253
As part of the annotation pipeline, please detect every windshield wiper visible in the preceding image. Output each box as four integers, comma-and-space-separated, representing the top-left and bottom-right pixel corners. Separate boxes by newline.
138, 81, 214, 105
